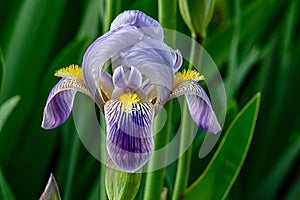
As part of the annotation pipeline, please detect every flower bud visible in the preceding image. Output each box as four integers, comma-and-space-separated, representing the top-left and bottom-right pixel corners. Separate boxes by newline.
178, 0, 216, 39
39, 173, 61, 200
105, 161, 142, 200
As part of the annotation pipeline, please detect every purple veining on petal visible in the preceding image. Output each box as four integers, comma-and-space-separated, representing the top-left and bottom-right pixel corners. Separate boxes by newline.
108, 124, 153, 153
187, 87, 221, 133
112, 66, 128, 89
120, 35, 178, 69
173, 50, 183, 72
42, 80, 76, 129
127, 66, 143, 89
104, 100, 154, 172
82, 26, 143, 101
171, 80, 221, 134
117, 36, 178, 110
110, 10, 164, 40
131, 104, 152, 127
112, 66, 143, 91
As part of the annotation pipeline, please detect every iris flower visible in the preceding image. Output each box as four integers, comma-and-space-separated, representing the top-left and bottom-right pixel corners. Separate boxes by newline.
41, 10, 221, 172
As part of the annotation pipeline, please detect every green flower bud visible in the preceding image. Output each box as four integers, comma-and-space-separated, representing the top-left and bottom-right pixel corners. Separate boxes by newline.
179, 0, 216, 39
105, 161, 142, 200
39, 173, 61, 200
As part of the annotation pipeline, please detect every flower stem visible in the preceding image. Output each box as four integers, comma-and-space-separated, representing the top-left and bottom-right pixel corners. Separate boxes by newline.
171, 102, 195, 200
103, 0, 121, 32
143, 1, 177, 199
143, 101, 173, 200
100, 112, 107, 200
172, 33, 203, 200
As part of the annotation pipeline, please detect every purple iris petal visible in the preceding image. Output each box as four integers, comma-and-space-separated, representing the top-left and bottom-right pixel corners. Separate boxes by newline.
42, 79, 78, 129
112, 66, 128, 89
99, 70, 113, 92
110, 10, 164, 40
82, 26, 143, 100
171, 81, 221, 134
173, 50, 183, 72
120, 35, 181, 71
104, 100, 154, 172
118, 36, 181, 112
112, 66, 143, 90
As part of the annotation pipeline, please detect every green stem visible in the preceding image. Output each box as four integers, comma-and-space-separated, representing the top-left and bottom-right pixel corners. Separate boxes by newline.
103, 0, 121, 33
143, 102, 173, 200
143, 1, 177, 199
100, 163, 107, 200
172, 33, 203, 200
63, 128, 81, 200
172, 103, 194, 200
100, 112, 107, 200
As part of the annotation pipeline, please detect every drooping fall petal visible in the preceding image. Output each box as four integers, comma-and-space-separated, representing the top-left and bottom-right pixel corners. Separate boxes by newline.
41, 79, 90, 129
104, 100, 154, 172
170, 80, 221, 133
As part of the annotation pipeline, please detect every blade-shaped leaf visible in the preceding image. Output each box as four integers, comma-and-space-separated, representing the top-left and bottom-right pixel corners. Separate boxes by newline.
0, 166, 15, 200
0, 47, 3, 93
250, 132, 300, 199
0, 95, 20, 132
183, 93, 261, 200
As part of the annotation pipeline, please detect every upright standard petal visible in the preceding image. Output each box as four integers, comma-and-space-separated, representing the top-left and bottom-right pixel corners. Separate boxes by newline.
104, 100, 154, 172
120, 35, 181, 72
119, 36, 182, 112
110, 10, 164, 40
41, 79, 90, 129
170, 80, 221, 133
112, 66, 142, 90
82, 26, 143, 100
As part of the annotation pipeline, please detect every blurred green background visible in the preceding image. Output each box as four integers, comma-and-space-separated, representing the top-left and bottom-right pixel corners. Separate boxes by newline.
0, 0, 299, 199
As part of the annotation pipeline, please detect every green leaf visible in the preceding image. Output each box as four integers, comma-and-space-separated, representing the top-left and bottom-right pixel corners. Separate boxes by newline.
0, 1, 68, 197
250, 132, 300, 199
0, 166, 15, 200
0, 47, 3, 94
183, 93, 261, 200
0, 95, 20, 132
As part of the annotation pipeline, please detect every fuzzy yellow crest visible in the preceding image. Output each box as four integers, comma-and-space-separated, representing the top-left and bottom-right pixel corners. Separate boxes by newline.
54, 64, 84, 80
174, 69, 205, 86
118, 93, 141, 112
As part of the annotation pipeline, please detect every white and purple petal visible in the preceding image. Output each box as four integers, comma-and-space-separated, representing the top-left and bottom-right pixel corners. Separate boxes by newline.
98, 70, 114, 98
110, 10, 164, 40
112, 66, 142, 90
42, 79, 90, 129
118, 36, 182, 111
170, 81, 221, 134
82, 26, 143, 99
119, 35, 181, 72
104, 100, 154, 172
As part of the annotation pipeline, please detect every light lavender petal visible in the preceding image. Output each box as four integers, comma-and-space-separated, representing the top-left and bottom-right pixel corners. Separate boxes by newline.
127, 66, 143, 89
41, 79, 90, 129
118, 36, 181, 111
112, 66, 128, 89
104, 100, 154, 172
82, 26, 143, 100
110, 10, 164, 40
170, 81, 221, 134
173, 50, 183, 72
112, 66, 143, 91
120, 35, 181, 72
99, 70, 114, 100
